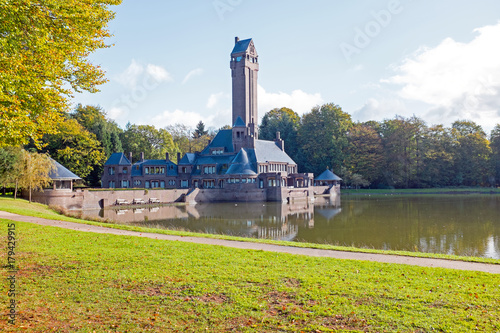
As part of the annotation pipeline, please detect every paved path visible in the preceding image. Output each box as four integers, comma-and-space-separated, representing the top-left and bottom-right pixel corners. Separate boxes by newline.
1, 211, 499, 274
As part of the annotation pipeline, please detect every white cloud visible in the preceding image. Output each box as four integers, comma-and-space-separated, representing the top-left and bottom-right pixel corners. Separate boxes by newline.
382, 21, 500, 130
206, 92, 227, 109
257, 85, 323, 116
146, 64, 173, 83
116, 60, 173, 89
108, 106, 128, 121
151, 109, 215, 128
182, 68, 204, 84
116, 59, 144, 89
353, 98, 408, 122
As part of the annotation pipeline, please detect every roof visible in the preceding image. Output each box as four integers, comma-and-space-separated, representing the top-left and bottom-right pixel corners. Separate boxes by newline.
49, 159, 81, 180
254, 140, 296, 164
316, 169, 342, 181
200, 130, 234, 154
178, 153, 197, 165
104, 152, 131, 166
226, 148, 257, 175
231, 38, 252, 55
233, 116, 246, 127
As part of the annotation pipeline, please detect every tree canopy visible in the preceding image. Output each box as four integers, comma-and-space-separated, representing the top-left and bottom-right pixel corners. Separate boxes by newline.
0, 0, 121, 147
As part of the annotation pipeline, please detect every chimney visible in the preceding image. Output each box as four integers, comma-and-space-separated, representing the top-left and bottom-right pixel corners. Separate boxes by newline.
128, 152, 132, 163
140, 152, 144, 161
166, 152, 169, 161
235, 36, 240, 44
177, 152, 181, 163
275, 131, 284, 151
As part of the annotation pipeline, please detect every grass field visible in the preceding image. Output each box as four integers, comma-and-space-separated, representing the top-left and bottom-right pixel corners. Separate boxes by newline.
0, 219, 499, 332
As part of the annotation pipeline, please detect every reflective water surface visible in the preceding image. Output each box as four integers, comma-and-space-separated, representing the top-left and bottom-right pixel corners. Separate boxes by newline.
83, 195, 500, 258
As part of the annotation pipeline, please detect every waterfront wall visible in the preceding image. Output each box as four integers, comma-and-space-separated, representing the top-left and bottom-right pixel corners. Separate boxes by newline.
27, 184, 334, 209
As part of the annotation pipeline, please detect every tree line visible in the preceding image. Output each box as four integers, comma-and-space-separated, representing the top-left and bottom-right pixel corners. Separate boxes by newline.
259, 104, 500, 188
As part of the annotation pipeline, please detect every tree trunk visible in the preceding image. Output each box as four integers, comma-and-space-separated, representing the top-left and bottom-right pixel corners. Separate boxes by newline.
14, 180, 18, 199
29, 184, 32, 203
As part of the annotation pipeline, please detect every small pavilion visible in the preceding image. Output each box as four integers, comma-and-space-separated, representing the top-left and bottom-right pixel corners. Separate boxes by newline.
49, 160, 81, 191
314, 169, 342, 187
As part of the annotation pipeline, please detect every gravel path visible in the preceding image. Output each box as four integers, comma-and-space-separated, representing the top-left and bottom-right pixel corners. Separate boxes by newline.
1, 211, 499, 274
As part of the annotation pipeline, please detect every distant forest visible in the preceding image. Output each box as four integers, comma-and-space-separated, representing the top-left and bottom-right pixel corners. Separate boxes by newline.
3, 103, 500, 189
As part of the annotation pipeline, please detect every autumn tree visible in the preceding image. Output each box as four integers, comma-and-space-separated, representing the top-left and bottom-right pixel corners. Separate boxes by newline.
379, 116, 426, 188
420, 125, 455, 187
37, 118, 105, 180
0, 146, 22, 195
259, 107, 301, 162
15, 150, 55, 202
298, 103, 353, 175
0, 0, 121, 148
344, 122, 384, 186
121, 124, 178, 161
451, 120, 491, 186
491, 125, 500, 186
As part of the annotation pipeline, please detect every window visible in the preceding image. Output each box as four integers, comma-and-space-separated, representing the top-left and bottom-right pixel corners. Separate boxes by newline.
121, 180, 129, 188
134, 180, 141, 186
151, 181, 159, 188
109, 167, 115, 175
235, 178, 240, 183
160, 181, 165, 188
145, 168, 149, 175
145, 181, 150, 189
181, 180, 188, 188
203, 180, 215, 188
109, 181, 115, 188
122, 167, 128, 174
242, 178, 247, 183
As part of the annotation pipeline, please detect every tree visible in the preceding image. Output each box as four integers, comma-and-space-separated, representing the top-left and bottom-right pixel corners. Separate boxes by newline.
491, 125, 500, 186
0, 146, 22, 195
345, 123, 384, 186
259, 107, 301, 162
420, 125, 455, 187
71, 104, 122, 185
193, 121, 208, 139
38, 118, 105, 180
15, 150, 55, 202
298, 103, 353, 175
0, 0, 122, 148
121, 124, 177, 161
379, 116, 426, 188
450, 120, 491, 186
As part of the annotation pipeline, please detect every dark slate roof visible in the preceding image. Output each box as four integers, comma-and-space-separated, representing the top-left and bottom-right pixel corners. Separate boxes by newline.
226, 148, 257, 175
49, 159, 81, 180
104, 152, 131, 166
254, 140, 296, 164
233, 116, 246, 127
231, 38, 252, 54
200, 130, 234, 154
178, 153, 197, 165
316, 169, 342, 181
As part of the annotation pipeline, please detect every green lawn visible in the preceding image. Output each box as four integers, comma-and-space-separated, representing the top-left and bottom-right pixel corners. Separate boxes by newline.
0, 220, 499, 332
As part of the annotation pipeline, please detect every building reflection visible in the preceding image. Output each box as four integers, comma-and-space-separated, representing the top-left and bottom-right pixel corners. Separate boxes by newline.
86, 198, 342, 241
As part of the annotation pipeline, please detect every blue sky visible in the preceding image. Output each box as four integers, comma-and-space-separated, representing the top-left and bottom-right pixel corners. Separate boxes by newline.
74, 0, 500, 133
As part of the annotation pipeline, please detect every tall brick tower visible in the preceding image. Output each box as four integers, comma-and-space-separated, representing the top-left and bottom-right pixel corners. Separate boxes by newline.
230, 37, 259, 143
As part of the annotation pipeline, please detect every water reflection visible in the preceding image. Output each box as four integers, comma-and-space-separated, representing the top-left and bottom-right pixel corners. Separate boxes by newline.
84, 195, 500, 258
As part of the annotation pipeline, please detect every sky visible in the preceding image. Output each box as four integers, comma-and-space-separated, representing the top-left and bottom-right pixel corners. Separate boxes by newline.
74, 0, 500, 134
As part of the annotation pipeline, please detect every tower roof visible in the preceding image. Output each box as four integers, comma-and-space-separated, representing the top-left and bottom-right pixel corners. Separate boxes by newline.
231, 38, 253, 55
316, 169, 342, 181
49, 159, 81, 180
233, 116, 246, 127
104, 152, 131, 166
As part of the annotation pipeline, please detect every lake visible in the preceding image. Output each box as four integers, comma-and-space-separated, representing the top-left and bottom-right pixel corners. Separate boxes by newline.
83, 195, 500, 259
